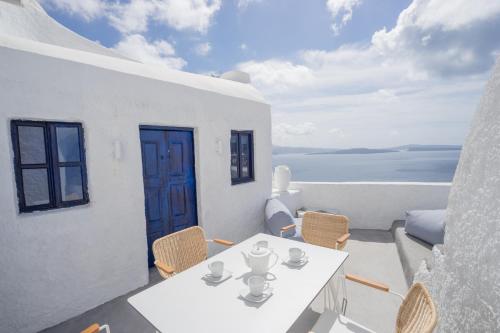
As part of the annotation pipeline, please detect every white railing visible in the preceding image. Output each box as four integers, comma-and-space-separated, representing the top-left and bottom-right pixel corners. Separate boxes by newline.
286, 182, 451, 230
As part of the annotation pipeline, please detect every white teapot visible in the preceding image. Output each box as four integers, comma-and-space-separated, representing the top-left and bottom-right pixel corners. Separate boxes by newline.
241, 244, 279, 274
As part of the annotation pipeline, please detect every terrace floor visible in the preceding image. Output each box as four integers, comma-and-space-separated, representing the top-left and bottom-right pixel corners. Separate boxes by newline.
41, 229, 407, 333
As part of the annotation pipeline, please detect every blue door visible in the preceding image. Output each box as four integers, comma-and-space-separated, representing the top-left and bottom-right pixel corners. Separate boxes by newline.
140, 128, 198, 267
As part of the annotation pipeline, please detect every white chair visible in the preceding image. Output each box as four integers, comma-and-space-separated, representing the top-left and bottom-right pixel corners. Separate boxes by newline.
310, 275, 437, 333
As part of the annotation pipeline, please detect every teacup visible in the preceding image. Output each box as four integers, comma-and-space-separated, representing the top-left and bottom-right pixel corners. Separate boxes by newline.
208, 261, 224, 278
248, 275, 269, 296
255, 240, 269, 248
289, 247, 306, 262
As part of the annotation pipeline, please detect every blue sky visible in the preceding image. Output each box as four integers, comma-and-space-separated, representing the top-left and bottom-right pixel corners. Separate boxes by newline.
40, 0, 500, 148
43, 0, 412, 73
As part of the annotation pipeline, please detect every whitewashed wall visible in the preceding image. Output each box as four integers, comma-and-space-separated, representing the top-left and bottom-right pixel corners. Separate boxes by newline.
290, 182, 451, 229
0, 44, 271, 332
415, 59, 500, 332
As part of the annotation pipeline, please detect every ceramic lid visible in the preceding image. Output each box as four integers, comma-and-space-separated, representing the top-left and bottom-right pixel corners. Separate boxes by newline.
251, 245, 270, 256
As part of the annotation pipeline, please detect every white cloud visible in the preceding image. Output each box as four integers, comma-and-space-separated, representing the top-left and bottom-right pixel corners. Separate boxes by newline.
240, 0, 499, 147
240, 43, 248, 51
277, 122, 317, 136
154, 0, 222, 33
389, 129, 400, 137
372, 0, 500, 76
43, 0, 222, 34
238, 59, 314, 93
326, 0, 362, 35
107, 0, 154, 34
41, 0, 105, 21
237, 0, 262, 10
273, 122, 317, 143
113, 34, 186, 70
329, 128, 346, 138
410, 0, 500, 31
195, 42, 212, 56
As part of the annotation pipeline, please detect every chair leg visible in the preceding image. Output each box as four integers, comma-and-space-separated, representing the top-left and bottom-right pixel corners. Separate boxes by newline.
323, 282, 328, 311
327, 278, 340, 314
340, 264, 348, 315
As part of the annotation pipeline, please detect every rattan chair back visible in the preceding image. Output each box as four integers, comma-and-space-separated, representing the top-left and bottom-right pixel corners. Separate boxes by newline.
302, 212, 349, 250
396, 283, 437, 333
152, 226, 208, 279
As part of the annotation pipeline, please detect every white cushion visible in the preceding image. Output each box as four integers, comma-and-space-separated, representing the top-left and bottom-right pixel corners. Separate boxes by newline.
264, 198, 295, 237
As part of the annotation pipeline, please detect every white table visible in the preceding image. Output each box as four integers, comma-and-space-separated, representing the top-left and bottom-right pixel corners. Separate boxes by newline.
128, 233, 348, 333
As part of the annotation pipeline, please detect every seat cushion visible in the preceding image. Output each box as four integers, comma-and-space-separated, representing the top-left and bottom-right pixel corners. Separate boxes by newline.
265, 198, 296, 237
392, 220, 433, 286
405, 209, 446, 245
311, 310, 375, 333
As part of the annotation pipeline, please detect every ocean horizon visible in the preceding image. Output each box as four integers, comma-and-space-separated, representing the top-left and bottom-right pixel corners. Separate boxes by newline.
272, 150, 461, 182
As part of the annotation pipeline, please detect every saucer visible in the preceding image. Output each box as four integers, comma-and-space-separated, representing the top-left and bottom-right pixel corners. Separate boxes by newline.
202, 269, 232, 284
283, 256, 309, 267
239, 287, 274, 303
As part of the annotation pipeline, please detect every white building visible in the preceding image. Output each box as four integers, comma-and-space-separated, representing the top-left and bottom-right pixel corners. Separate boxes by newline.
0, 1, 271, 332
1, 1, 500, 333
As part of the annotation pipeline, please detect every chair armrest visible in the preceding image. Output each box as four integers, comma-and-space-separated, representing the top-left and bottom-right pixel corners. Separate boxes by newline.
345, 273, 389, 292
154, 260, 175, 274
279, 224, 296, 237
81, 324, 100, 333
212, 239, 234, 246
281, 224, 296, 232
336, 233, 350, 244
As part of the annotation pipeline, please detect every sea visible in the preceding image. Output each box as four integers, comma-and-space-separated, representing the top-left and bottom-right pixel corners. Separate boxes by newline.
272, 150, 461, 182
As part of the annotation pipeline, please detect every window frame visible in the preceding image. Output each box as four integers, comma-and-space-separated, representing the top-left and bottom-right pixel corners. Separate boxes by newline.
230, 130, 255, 185
11, 120, 89, 213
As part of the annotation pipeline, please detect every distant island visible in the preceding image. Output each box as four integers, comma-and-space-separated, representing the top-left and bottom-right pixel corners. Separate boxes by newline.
308, 148, 398, 155
273, 144, 461, 155
398, 144, 462, 152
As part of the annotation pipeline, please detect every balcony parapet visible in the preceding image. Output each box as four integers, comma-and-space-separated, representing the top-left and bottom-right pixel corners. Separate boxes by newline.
286, 182, 451, 230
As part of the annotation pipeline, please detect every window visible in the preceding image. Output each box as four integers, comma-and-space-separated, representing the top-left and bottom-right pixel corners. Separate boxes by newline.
230, 130, 254, 184
11, 120, 89, 212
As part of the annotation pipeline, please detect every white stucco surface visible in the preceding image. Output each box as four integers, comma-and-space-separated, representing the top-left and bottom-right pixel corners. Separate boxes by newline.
0, 39, 271, 332
271, 189, 303, 214
290, 182, 451, 229
415, 59, 500, 331
0, 0, 127, 59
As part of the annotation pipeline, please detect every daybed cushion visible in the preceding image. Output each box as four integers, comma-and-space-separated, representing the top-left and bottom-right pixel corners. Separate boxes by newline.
405, 209, 446, 245
265, 198, 302, 239
392, 220, 432, 286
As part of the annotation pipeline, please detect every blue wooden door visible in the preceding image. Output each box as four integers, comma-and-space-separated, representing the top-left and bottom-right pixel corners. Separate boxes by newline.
140, 128, 198, 267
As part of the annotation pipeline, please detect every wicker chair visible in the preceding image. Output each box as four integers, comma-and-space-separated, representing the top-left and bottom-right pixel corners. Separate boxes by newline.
152, 226, 234, 279
311, 275, 437, 333
302, 212, 351, 250
81, 323, 110, 333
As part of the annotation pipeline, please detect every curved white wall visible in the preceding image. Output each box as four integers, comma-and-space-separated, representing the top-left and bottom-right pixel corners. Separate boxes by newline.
0, 45, 271, 332
0, 0, 127, 59
290, 182, 451, 229
415, 59, 500, 332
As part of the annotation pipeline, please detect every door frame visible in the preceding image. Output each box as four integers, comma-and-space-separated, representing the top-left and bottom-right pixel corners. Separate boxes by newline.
138, 125, 199, 262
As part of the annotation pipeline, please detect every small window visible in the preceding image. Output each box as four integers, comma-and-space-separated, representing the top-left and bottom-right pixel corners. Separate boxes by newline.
230, 130, 254, 185
11, 120, 89, 213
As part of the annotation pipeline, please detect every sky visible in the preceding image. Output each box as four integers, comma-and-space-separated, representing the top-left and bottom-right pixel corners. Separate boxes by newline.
39, 0, 500, 148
